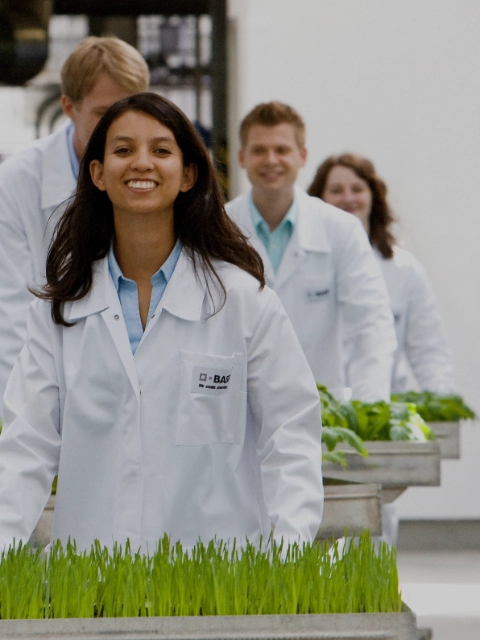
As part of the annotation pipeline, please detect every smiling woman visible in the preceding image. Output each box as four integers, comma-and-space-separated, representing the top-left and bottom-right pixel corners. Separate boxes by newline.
88, 109, 197, 327
0, 93, 324, 552
308, 153, 455, 396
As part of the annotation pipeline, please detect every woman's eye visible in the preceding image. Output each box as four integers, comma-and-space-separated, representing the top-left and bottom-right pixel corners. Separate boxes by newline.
154, 148, 171, 155
114, 147, 131, 155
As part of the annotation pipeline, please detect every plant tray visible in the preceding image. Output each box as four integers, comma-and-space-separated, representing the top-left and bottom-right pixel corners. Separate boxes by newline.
427, 421, 460, 459
319, 478, 382, 539
321, 441, 441, 503
0, 612, 418, 639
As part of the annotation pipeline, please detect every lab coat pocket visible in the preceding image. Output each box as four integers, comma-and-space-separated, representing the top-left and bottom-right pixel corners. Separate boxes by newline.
176, 351, 245, 445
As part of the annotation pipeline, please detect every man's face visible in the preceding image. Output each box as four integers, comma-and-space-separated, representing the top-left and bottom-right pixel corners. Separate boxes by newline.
61, 72, 133, 159
239, 123, 307, 197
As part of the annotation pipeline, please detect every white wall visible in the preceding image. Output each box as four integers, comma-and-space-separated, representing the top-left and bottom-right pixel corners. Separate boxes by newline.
228, 0, 480, 519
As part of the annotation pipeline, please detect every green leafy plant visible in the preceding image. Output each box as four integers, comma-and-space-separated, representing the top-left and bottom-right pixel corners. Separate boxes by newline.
0, 532, 401, 619
322, 426, 368, 467
391, 391, 476, 422
318, 385, 434, 442
318, 385, 368, 465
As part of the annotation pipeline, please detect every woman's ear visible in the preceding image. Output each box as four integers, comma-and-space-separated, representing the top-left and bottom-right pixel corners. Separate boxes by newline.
179, 163, 197, 193
90, 160, 106, 191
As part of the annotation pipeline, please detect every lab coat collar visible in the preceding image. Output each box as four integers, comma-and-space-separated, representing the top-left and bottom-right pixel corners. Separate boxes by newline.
66, 248, 206, 323
40, 121, 77, 211
236, 188, 331, 254
66, 258, 113, 321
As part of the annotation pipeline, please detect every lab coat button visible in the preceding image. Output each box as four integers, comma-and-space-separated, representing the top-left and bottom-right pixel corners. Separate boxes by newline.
114, 314, 120, 320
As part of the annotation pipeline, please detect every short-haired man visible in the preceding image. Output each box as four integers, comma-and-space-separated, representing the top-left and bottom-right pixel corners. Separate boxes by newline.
227, 101, 397, 401
0, 37, 150, 412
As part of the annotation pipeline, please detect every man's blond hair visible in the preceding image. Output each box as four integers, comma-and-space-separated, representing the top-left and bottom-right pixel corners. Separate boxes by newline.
239, 101, 306, 148
61, 36, 150, 103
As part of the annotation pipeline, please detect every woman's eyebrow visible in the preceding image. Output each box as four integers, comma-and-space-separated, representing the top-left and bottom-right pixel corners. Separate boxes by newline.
110, 135, 174, 143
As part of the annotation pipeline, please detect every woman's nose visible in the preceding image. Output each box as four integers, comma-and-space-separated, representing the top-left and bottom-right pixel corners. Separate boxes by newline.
131, 149, 154, 170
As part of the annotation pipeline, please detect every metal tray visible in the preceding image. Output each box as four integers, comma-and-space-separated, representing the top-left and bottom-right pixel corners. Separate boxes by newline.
322, 441, 441, 503
427, 421, 460, 459
319, 477, 382, 539
0, 612, 418, 639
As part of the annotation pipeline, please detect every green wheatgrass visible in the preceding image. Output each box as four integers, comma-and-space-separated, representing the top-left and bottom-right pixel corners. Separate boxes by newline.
0, 532, 402, 619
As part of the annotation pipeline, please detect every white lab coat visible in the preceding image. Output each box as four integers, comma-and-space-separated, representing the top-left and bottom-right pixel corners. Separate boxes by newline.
0, 250, 324, 551
226, 189, 397, 402
0, 122, 76, 416
375, 247, 455, 394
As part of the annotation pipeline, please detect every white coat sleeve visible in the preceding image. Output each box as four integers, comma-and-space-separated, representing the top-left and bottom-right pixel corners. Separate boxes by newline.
0, 158, 39, 415
0, 300, 61, 549
337, 222, 397, 402
246, 291, 324, 545
403, 261, 455, 393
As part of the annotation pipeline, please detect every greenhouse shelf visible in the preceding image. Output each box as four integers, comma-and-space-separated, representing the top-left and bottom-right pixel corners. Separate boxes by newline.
321, 440, 441, 503
427, 421, 460, 459
0, 611, 418, 639
319, 477, 382, 539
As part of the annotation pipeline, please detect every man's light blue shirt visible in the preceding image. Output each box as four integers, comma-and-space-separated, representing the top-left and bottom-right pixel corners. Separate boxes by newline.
65, 120, 80, 179
108, 240, 182, 354
249, 194, 297, 273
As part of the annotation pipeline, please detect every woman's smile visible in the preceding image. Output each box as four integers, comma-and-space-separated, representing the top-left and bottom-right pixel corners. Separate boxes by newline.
125, 180, 158, 191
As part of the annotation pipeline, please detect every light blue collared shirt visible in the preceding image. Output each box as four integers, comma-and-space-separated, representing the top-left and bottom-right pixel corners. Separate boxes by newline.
65, 120, 80, 179
108, 240, 182, 354
249, 194, 297, 273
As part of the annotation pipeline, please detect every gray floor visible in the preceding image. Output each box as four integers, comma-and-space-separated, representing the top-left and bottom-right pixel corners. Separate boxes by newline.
396, 550, 480, 640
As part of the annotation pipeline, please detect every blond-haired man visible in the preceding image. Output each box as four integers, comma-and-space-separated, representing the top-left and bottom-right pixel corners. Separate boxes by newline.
227, 101, 397, 402
0, 37, 150, 413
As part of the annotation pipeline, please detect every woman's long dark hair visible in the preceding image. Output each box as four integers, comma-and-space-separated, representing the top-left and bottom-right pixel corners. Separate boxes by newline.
38, 92, 265, 325
308, 153, 396, 259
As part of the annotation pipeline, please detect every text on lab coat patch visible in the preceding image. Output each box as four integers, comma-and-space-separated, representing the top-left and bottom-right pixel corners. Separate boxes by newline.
191, 364, 233, 395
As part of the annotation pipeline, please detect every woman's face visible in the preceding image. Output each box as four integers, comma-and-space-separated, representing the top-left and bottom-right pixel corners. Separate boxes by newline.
90, 109, 196, 222
321, 165, 373, 230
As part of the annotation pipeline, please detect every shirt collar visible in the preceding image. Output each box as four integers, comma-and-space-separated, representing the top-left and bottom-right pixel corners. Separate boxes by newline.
108, 238, 183, 290
249, 192, 297, 233
65, 120, 80, 179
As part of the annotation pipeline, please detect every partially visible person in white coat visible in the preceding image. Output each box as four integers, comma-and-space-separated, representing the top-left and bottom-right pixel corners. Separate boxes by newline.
226, 102, 396, 402
0, 93, 324, 552
309, 153, 455, 394
0, 36, 150, 417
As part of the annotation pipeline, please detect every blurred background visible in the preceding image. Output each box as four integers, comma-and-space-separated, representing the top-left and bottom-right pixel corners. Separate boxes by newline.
0, 0, 479, 532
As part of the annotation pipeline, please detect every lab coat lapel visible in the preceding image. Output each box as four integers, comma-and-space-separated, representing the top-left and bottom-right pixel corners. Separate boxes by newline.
274, 229, 306, 290
139, 248, 207, 345
40, 122, 77, 210
67, 258, 140, 401
275, 188, 331, 289
156, 248, 207, 321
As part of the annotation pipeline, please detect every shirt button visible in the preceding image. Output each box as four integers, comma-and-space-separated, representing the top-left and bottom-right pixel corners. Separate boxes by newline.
114, 314, 120, 320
